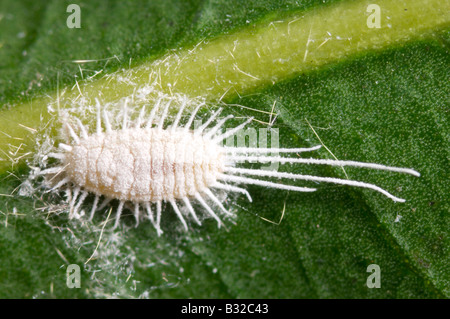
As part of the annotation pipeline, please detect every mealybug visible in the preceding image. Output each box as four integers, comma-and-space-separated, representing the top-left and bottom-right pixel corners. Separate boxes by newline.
36, 95, 420, 236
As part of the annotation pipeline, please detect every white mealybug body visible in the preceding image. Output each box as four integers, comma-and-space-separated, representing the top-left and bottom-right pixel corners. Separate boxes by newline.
65, 129, 223, 203
39, 96, 420, 235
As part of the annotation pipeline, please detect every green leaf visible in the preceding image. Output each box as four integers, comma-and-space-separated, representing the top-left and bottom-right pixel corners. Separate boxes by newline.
0, 0, 448, 298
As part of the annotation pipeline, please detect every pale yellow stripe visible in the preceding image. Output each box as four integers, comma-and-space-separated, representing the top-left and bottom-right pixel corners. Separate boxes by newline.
0, 0, 448, 172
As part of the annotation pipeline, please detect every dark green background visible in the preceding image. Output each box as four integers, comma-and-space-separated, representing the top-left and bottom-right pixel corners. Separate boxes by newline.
0, 0, 448, 298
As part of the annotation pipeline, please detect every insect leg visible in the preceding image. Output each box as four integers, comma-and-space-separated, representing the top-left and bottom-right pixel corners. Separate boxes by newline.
135, 105, 147, 128
195, 192, 223, 227
155, 201, 163, 236
97, 197, 112, 210
204, 115, 234, 139
112, 200, 125, 229
224, 145, 322, 154
59, 143, 72, 152
46, 177, 70, 192
183, 102, 205, 132
213, 117, 253, 142
75, 118, 88, 139
170, 199, 188, 231
194, 108, 223, 135
171, 97, 187, 132
73, 191, 88, 216
204, 188, 233, 216
69, 186, 81, 219
146, 97, 162, 129
211, 182, 252, 202
89, 195, 100, 221
218, 173, 317, 193
182, 197, 201, 225
95, 98, 102, 135
65, 122, 80, 145
228, 156, 420, 177
224, 167, 408, 202
157, 98, 172, 130
38, 166, 66, 176
145, 202, 156, 224
133, 202, 140, 227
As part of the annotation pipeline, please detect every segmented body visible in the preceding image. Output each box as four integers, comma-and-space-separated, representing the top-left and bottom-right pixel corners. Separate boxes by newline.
65, 129, 224, 202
